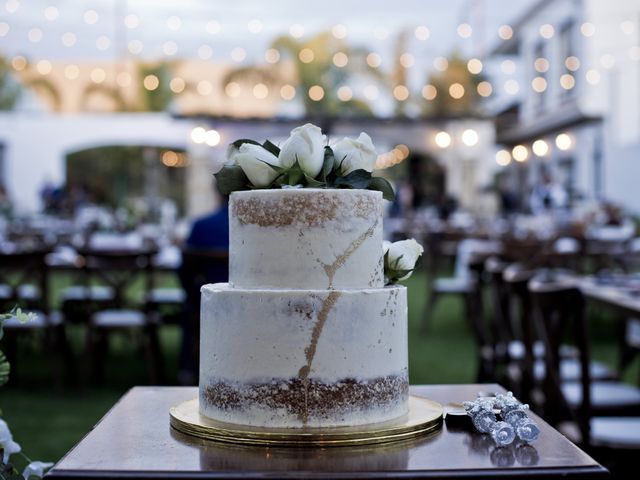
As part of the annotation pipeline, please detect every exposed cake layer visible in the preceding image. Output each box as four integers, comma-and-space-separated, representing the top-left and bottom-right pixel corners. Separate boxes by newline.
199, 283, 408, 427
229, 189, 384, 290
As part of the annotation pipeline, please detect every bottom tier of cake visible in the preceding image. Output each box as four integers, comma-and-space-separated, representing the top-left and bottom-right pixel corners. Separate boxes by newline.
199, 283, 408, 428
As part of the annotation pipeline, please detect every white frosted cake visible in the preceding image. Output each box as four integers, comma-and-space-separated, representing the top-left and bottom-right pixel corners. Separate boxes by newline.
199, 188, 409, 428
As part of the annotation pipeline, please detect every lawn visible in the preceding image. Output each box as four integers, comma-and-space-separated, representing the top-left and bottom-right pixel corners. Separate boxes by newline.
1, 267, 637, 465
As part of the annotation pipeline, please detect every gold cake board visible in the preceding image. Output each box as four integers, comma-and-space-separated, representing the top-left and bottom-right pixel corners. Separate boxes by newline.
169, 395, 443, 447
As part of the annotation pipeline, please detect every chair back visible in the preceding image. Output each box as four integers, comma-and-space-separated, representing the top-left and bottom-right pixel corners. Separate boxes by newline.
0, 247, 50, 314
528, 277, 590, 438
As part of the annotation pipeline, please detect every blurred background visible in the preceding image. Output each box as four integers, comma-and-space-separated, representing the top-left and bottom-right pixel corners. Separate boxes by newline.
1, 0, 640, 476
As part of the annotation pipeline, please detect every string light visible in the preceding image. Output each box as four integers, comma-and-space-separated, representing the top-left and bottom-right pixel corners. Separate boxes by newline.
230, 47, 246, 62
400, 52, 414, 68
532, 139, 549, 156
265, 48, 280, 63
83, 9, 99, 25
128, 40, 143, 54
496, 150, 511, 166
600, 53, 615, 69
337, 85, 352, 101
505, 79, 520, 95
580, 22, 595, 37
457, 23, 472, 38
116, 71, 132, 87
5, 0, 19, 14
11, 55, 27, 71
280, 84, 295, 100
467, 58, 483, 74
435, 131, 451, 148
585, 69, 601, 85
333, 52, 348, 67
191, 127, 207, 143
422, 84, 437, 100
393, 85, 409, 101
62, 32, 76, 47
630, 46, 640, 61
539, 24, 554, 39
198, 44, 213, 59
289, 23, 304, 38
299, 48, 314, 63
0, 22, 8, 36
253, 83, 269, 99
247, 19, 262, 34
501, 59, 516, 74
44, 6, 59, 21
560, 73, 575, 90
332, 23, 347, 39
531, 77, 547, 92
534, 57, 549, 72
498, 25, 513, 40
36, 60, 52, 75
225, 82, 241, 97
512, 145, 528, 162
96, 35, 111, 51
197, 80, 213, 95
415, 25, 430, 41
556, 133, 572, 150
124, 14, 139, 29
308, 85, 324, 101
162, 40, 178, 55
144, 74, 160, 91
90, 68, 106, 83
170, 77, 185, 93
205, 129, 221, 146
433, 56, 448, 71
64, 64, 80, 80
565, 56, 580, 71
621, 20, 635, 35
363, 85, 379, 100
28, 28, 43, 43
366, 53, 382, 68
166, 15, 182, 30
205, 20, 220, 34
477, 81, 492, 97
449, 83, 465, 99
462, 129, 478, 146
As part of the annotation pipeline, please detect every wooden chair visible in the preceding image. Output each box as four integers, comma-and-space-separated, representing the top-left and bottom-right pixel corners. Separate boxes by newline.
177, 247, 229, 384
0, 246, 74, 386
79, 246, 163, 384
528, 279, 640, 452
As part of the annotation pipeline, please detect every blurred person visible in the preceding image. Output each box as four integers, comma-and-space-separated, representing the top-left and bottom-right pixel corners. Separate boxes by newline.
0, 183, 12, 218
529, 172, 568, 214
177, 182, 229, 384
497, 176, 519, 216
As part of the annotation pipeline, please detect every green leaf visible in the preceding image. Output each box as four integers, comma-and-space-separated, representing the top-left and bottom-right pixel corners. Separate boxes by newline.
231, 139, 261, 149
304, 175, 325, 187
213, 165, 249, 195
0, 349, 10, 387
321, 146, 336, 183
367, 176, 396, 201
262, 140, 281, 157
334, 169, 373, 190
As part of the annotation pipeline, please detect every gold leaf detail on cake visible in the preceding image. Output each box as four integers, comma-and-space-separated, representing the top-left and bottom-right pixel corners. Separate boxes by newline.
320, 217, 379, 288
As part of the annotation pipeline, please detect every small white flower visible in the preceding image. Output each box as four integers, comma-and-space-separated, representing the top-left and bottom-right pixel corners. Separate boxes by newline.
385, 238, 424, 281
332, 132, 378, 175
22, 460, 54, 479
279, 123, 326, 177
233, 143, 281, 188
1, 419, 21, 464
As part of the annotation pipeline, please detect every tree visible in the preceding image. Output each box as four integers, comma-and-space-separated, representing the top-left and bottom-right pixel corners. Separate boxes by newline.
0, 55, 21, 110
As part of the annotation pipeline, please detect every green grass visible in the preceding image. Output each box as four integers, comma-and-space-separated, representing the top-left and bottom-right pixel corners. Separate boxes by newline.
1, 267, 638, 464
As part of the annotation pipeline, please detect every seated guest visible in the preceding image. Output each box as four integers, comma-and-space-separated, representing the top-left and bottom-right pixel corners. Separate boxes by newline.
178, 185, 229, 384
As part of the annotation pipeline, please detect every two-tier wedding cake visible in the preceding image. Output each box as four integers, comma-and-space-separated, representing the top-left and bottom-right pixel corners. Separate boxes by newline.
198, 124, 422, 429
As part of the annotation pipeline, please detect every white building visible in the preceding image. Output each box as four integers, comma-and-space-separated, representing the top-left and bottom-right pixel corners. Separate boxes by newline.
486, 0, 640, 213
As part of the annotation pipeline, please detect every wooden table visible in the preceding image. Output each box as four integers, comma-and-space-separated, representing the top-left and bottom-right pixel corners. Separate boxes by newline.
557, 273, 640, 317
45, 385, 607, 479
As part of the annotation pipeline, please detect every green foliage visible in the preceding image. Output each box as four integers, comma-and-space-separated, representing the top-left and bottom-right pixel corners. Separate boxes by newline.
0, 349, 9, 386
0, 56, 21, 110
214, 165, 249, 196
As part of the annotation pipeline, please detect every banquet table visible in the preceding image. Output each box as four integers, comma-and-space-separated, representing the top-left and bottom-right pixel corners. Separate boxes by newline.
45, 384, 607, 479
556, 273, 640, 317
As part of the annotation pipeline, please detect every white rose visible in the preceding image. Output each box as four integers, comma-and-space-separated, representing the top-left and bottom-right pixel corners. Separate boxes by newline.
233, 143, 281, 188
332, 132, 378, 175
0, 419, 21, 464
386, 238, 424, 280
22, 461, 54, 479
279, 123, 326, 177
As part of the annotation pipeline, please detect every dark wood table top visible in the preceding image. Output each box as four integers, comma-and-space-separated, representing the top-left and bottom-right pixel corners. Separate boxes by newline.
45, 385, 607, 479
557, 273, 640, 317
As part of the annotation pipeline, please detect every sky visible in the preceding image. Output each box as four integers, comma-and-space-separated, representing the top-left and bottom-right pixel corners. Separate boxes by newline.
0, 0, 538, 64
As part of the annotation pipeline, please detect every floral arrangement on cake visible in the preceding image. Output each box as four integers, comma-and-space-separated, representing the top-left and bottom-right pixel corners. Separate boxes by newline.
214, 123, 395, 201
383, 239, 424, 284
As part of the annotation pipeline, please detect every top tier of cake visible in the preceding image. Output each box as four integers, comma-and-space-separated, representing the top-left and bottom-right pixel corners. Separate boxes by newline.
229, 189, 384, 290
